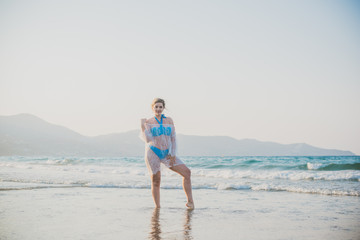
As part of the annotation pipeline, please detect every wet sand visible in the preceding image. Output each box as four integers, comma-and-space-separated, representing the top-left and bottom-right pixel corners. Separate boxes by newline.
0, 187, 359, 240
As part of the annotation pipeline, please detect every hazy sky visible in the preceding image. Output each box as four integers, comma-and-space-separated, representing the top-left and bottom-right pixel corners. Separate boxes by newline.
1, 0, 359, 154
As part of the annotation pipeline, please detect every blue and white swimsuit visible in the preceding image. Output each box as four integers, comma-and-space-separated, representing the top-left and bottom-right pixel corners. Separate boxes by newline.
141, 114, 184, 174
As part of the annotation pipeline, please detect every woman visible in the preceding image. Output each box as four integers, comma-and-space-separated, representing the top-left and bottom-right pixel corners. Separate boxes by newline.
140, 98, 194, 209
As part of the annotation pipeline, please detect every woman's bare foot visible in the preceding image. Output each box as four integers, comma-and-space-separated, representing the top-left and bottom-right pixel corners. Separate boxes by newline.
186, 202, 194, 209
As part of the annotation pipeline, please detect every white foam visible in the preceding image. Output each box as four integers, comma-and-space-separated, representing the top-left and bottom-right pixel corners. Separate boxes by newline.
216, 183, 251, 190
307, 163, 325, 170
251, 184, 360, 196
191, 169, 360, 182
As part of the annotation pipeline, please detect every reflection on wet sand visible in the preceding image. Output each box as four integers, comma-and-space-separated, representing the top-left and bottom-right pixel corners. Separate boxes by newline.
149, 208, 162, 240
183, 209, 193, 240
149, 208, 194, 240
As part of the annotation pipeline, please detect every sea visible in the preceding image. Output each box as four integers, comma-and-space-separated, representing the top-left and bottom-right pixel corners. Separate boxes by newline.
0, 155, 359, 196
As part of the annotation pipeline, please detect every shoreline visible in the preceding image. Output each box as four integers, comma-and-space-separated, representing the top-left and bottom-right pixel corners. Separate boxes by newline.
1, 181, 359, 197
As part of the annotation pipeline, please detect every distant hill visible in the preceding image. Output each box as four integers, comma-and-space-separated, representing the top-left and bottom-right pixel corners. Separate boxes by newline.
0, 113, 355, 157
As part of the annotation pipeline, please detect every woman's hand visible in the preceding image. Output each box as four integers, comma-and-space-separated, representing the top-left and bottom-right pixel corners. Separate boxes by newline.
167, 155, 176, 167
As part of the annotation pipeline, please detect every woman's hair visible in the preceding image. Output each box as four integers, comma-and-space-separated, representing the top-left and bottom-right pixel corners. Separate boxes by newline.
151, 98, 165, 109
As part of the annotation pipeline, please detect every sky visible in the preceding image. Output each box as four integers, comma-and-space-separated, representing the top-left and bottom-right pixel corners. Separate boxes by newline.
0, 0, 359, 154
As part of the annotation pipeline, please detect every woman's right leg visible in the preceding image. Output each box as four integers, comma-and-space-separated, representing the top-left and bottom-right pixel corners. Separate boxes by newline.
146, 148, 162, 208
151, 171, 161, 208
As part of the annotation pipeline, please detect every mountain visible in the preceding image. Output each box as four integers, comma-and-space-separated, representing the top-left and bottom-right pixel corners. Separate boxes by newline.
0, 113, 355, 157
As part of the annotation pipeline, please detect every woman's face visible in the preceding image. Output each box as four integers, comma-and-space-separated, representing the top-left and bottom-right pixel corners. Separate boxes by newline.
152, 102, 164, 116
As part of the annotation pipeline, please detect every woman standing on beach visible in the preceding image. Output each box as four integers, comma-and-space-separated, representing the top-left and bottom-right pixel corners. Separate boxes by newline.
140, 98, 194, 209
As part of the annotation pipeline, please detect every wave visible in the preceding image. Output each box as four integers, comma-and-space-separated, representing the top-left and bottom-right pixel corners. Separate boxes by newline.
251, 184, 359, 197
203, 162, 360, 171
1, 162, 359, 182
2, 156, 360, 172
306, 162, 360, 171
1, 180, 358, 197
191, 169, 360, 182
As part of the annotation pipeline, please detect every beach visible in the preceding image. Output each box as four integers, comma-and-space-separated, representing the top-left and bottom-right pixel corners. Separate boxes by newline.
1, 186, 359, 240
0, 156, 359, 239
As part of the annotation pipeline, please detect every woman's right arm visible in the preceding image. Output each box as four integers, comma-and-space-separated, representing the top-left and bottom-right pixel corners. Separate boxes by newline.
141, 118, 147, 131
140, 119, 152, 143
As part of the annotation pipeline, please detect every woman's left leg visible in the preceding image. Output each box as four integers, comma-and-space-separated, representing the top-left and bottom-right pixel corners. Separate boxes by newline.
170, 164, 194, 208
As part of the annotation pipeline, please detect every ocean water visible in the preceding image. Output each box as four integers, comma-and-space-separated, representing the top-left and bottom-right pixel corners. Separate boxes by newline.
0, 155, 359, 196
